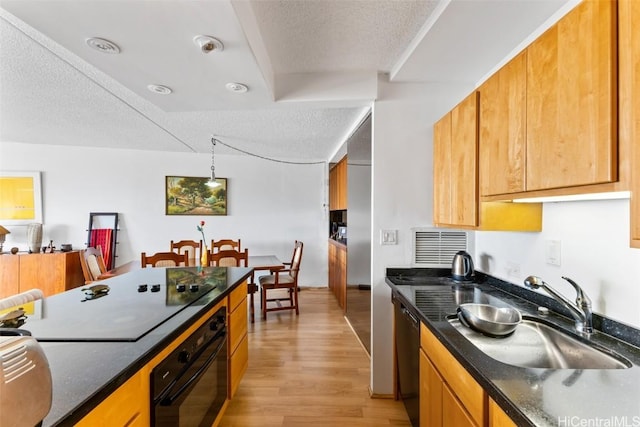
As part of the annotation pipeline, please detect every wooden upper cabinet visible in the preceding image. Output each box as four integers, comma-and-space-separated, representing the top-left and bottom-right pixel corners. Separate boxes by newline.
435, 91, 542, 231
479, 51, 527, 196
619, 0, 640, 247
329, 156, 347, 211
433, 92, 477, 228
526, 0, 617, 191
450, 92, 479, 227
433, 112, 453, 225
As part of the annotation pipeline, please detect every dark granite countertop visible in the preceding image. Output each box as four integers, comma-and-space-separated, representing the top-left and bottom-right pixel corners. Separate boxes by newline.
35, 266, 253, 426
386, 268, 640, 427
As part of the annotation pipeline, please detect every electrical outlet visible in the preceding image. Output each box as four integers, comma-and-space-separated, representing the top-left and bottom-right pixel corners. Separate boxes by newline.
545, 240, 561, 266
380, 229, 398, 245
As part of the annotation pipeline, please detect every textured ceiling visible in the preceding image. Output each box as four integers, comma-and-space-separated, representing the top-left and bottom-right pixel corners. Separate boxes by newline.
250, 0, 437, 74
0, 0, 572, 162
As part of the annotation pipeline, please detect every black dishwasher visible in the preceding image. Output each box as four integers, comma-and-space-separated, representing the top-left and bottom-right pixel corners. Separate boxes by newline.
393, 291, 420, 427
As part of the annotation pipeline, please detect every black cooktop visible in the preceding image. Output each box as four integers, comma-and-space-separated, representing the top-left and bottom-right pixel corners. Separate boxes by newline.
6, 267, 229, 342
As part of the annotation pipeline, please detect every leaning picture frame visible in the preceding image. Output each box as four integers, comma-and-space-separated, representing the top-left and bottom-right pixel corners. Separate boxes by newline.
0, 171, 43, 225
165, 176, 227, 216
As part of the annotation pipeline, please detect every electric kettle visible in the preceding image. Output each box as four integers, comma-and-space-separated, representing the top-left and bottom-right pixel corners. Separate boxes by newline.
451, 251, 475, 282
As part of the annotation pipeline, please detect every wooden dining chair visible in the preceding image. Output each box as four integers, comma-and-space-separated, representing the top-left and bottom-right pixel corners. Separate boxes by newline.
170, 239, 202, 266
79, 245, 115, 284
211, 239, 241, 251
207, 248, 249, 267
259, 241, 303, 320
211, 239, 242, 266
141, 251, 189, 268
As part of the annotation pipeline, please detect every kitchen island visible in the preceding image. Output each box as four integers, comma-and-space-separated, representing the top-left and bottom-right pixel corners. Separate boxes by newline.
387, 269, 640, 427
19, 266, 252, 426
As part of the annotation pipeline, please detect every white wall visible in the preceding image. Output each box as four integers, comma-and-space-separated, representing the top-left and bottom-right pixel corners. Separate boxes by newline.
370, 76, 473, 395
0, 141, 328, 286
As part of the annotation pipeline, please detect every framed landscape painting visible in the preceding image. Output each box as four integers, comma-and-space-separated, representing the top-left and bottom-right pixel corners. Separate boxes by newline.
165, 176, 227, 216
0, 171, 43, 225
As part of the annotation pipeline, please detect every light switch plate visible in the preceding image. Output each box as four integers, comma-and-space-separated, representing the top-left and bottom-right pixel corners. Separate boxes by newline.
545, 240, 561, 266
381, 229, 398, 245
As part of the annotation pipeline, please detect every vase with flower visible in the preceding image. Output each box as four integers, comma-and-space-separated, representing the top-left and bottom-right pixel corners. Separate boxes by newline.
197, 220, 208, 266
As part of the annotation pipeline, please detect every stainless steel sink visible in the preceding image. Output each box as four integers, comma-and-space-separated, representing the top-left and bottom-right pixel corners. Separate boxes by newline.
449, 315, 632, 369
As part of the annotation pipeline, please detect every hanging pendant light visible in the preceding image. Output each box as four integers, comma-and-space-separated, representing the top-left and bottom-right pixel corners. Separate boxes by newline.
207, 137, 221, 188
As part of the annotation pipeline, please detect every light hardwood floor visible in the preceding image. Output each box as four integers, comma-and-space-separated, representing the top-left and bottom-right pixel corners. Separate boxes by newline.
219, 288, 411, 426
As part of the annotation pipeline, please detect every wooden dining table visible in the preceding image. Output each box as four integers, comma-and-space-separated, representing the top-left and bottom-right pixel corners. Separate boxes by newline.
247, 255, 285, 323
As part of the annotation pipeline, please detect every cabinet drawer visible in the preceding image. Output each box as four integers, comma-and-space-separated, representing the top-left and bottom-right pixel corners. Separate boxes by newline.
229, 334, 248, 398
420, 323, 485, 426
229, 297, 248, 354
229, 281, 247, 312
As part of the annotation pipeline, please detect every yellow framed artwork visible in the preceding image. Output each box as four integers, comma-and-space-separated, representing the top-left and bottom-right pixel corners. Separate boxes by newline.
0, 171, 43, 225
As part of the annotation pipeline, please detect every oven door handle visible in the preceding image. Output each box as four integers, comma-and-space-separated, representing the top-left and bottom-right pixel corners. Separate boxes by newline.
158, 329, 227, 406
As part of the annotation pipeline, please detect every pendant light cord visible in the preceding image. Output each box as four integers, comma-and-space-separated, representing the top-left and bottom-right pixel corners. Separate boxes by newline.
214, 137, 326, 165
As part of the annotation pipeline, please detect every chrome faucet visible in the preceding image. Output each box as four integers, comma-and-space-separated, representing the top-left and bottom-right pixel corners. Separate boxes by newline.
524, 275, 593, 335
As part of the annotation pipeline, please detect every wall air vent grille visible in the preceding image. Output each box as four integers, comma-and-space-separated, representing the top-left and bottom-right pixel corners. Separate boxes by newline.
412, 228, 469, 267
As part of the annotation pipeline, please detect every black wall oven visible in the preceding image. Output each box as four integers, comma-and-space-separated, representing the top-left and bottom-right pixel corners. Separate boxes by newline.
151, 306, 227, 427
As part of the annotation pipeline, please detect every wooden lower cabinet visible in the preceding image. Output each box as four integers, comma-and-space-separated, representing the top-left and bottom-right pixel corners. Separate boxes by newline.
328, 239, 346, 311
0, 251, 84, 298
420, 349, 442, 427
228, 281, 249, 398
75, 371, 147, 427
443, 383, 477, 427
489, 398, 517, 427
420, 322, 486, 427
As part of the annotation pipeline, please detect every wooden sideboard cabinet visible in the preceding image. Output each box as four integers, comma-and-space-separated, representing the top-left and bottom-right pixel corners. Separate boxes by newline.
0, 251, 84, 298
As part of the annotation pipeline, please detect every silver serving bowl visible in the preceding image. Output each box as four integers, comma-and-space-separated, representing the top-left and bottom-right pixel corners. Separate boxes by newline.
457, 303, 521, 337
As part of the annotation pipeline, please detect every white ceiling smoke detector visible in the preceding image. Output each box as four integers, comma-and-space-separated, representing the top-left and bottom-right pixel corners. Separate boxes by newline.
225, 82, 248, 93
85, 37, 120, 54
147, 84, 173, 95
193, 35, 224, 54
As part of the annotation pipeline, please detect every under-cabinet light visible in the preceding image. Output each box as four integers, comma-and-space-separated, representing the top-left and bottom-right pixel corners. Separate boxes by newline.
512, 191, 630, 203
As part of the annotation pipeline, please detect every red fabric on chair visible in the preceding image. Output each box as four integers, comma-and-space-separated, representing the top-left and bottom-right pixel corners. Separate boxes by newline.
90, 228, 113, 270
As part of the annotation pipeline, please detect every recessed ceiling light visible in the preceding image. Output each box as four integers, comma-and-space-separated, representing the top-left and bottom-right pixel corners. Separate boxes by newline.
85, 37, 120, 54
147, 84, 172, 95
193, 35, 224, 54
225, 82, 248, 93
